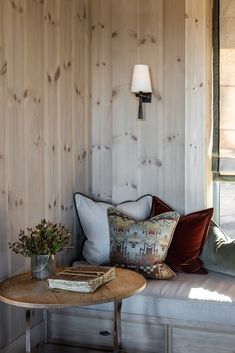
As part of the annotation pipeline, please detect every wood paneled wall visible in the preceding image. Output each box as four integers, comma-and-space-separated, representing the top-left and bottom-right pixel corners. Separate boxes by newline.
90, 0, 212, 214
0, 0, 212, 351
0, 0, 90, 273
0, 0, 90, 349
185, 0, 212, 213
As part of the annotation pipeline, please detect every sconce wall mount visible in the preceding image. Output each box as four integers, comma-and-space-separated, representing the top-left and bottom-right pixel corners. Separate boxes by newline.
131, 64, 152, 120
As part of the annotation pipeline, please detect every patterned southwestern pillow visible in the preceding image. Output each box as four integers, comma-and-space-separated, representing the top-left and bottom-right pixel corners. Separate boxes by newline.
108, 208, 180, 279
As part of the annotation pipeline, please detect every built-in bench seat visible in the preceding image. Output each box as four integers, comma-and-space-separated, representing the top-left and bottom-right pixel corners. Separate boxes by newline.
49, 193, 235, 352
47, 270, 235, 353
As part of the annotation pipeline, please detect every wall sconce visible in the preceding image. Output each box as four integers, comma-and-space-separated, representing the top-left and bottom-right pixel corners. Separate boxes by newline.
131, 64, 152, 120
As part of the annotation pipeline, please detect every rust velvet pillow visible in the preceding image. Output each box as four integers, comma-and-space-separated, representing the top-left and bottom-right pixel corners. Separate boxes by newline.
151, 196, 172, 215
151, 196, 213, 274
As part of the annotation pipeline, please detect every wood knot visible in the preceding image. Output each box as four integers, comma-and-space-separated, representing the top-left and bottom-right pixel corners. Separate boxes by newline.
77, 12, 81, 21
1, 62, 7, 75
131, 135, 137, 141
63, 61, 71, 70
13, 93, 21, 103
23, 89, 28, 98
54, 67, 60, 82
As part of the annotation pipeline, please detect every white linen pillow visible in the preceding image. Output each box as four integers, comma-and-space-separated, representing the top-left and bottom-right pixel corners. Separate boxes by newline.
74, 193, 153, 265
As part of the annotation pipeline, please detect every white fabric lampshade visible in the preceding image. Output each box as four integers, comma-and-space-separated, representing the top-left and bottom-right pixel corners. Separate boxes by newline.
131, 64, 152, 93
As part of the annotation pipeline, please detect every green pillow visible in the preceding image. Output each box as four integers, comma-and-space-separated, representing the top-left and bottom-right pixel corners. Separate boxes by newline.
200, 221, 235, 276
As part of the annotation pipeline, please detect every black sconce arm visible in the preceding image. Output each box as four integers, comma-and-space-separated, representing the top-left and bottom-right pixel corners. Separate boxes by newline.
135, 92, 152, 119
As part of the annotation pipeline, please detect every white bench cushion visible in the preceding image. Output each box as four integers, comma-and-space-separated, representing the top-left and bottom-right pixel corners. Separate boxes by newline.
86, 271, 235, 327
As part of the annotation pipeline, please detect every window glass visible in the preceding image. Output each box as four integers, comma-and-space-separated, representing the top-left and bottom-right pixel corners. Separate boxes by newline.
220, 182, 235, 238
213, 1, 235, 237
219, 2, 235, 175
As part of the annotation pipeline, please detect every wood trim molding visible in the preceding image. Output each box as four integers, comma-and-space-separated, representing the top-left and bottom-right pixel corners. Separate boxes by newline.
0, 321, 44, 353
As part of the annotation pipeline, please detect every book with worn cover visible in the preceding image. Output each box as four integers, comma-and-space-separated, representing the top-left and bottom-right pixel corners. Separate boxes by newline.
47, 265, 115, 293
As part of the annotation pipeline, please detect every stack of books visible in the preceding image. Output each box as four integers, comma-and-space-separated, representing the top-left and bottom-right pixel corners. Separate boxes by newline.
47, 265, 115, 293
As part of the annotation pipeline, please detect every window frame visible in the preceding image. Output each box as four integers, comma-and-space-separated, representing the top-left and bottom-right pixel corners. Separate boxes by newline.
212, 0, 235, 229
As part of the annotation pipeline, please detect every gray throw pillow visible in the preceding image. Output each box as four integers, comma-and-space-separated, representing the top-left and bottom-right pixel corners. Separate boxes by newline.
74, 193, 153, 265
200, 221, 235, 276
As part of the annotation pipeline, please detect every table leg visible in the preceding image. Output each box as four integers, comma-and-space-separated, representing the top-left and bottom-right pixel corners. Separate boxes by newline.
25, 309, 31, 353
43, 308, 48, 343
113, 300, 122, 353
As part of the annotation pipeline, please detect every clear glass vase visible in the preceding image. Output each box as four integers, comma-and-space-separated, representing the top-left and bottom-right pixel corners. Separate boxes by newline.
31, 255, 56, 280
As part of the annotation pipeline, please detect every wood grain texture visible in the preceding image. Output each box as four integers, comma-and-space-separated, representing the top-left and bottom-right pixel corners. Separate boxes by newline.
41, 344, 107, 353
111, 0, 138, 203
58, 0, 74, 266
221, 0, 235, 17
206, 0, 212, 208
24, 0, 44, 227
43, 0, 61, 223
48, 308, 165, 353
5, 0, 27, 276
48, 304, 235, 353
90, 0, 212, 213
0, 0, 91, 350
0, 321, 44, 353
72, 0, 91, 196
0, 268, 146, 309
137, 0, 163, 197
162, 0, 185, 214
0, 0, 8, 281
172, 326, 235, 353
185, 0, 212, 213
71, 0, 91, 258
91, 0, 112, 201
0, 0, 213, 351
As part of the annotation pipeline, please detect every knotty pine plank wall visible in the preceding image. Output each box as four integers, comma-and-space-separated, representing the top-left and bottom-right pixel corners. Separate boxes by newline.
0, 0, 90, 349
0, 0, 90, 274
0, 0, 212, 350
90, 0, 212, 214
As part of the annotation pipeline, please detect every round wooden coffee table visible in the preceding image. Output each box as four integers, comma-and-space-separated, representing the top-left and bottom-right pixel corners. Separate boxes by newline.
0, 268, 146, 353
